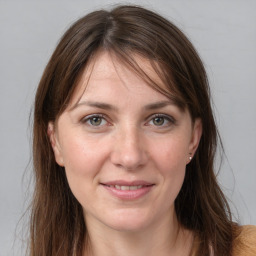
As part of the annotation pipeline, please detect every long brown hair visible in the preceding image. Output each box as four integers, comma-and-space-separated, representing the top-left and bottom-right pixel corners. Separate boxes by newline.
31, 5, 236, 255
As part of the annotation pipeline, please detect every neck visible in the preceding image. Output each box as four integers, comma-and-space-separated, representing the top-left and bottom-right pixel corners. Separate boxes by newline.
83, 212, 194, 256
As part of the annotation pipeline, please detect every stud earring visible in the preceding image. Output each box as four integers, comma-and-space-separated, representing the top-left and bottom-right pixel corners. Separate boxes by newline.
189, 153, 192, 161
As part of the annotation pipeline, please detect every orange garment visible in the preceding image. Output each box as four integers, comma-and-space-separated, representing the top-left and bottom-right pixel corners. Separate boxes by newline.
190, 225, 256, 256
232, 225, 256, 256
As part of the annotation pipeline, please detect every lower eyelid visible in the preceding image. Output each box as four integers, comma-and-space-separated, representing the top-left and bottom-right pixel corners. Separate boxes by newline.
80, 114, 175, 127
81, 114, 105, 123
148, 114, 176, 125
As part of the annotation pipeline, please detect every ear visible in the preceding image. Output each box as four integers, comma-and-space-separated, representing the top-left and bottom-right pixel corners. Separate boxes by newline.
187, 118, 202, 162
47, 122, 64, 167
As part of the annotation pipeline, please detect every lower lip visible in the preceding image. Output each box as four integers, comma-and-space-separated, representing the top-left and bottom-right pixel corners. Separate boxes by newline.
102, 185, 154, 200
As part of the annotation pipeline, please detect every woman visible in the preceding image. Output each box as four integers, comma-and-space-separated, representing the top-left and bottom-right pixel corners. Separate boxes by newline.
30, 5, 256, 256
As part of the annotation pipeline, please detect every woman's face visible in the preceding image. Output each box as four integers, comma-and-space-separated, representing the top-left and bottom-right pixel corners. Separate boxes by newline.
48, 52, 202, 233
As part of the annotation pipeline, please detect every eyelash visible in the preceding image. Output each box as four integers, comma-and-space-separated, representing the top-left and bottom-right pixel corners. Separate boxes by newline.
80, 113, 176, 128
81, 114, 109, 127
146, 114, 176, 127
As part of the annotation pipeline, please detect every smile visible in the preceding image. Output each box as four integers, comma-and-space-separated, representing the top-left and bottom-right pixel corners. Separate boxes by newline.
101, 181, 154, 200
107, 185, 143, 190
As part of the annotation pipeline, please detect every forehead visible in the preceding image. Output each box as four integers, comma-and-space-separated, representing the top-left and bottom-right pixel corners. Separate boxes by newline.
68, 51, 175, 107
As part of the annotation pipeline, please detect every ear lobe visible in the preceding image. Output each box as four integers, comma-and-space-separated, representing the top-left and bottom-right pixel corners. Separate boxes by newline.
47, 122, 64, 167
188, 118, 202, 158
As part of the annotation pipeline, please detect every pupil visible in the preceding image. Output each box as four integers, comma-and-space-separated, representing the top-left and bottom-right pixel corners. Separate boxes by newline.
90, 117, 102, 126
153, 117, 164, 126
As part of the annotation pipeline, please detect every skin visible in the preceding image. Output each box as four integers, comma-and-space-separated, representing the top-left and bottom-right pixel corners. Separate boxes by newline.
48, 52, 202, 256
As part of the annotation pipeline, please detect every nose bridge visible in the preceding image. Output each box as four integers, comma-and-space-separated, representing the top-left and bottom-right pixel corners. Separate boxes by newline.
111, 123, 147, 170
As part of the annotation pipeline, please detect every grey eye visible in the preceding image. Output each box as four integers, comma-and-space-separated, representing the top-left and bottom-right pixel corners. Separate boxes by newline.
89, 116, 103, 126
152, 117, 165, 126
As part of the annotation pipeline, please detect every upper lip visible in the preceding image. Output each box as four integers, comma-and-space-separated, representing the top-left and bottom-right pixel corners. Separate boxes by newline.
101, 180, 154, 186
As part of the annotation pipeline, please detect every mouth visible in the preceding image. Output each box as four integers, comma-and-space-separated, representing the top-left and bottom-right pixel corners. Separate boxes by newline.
100, 180, 155, 200
105, 184, 146, 190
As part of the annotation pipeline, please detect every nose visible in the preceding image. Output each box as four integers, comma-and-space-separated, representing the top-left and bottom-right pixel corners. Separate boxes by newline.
110, 126, 148, 171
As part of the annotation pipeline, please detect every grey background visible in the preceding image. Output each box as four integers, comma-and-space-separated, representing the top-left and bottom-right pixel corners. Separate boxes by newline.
1, 0, 255, 255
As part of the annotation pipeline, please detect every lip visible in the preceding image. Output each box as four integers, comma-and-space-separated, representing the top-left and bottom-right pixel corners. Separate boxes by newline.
103, 180, 154, 186
100, 180, 155, 200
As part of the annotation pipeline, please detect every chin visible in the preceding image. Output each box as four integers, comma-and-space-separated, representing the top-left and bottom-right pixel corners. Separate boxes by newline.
102, 208, 154, 232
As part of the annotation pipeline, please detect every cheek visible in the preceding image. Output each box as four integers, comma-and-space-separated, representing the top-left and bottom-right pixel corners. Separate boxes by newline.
59, 133, 108, 196
59, 138, 104, 213
153, 136, 189, 172
151, 137, 188, 196
60, 133, 104, 173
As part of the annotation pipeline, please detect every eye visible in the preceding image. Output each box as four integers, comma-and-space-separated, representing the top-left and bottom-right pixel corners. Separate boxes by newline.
82, 114, 108, 127
147, 114, 175, 127
152, 116, 165, 126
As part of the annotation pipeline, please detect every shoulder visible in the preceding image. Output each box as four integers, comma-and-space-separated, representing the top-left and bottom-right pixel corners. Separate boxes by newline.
232, 225, 256, 256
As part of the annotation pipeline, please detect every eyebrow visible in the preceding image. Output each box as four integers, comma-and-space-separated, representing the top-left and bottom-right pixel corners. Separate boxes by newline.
70, 101, 118, 111
143, 100, 177, 110
70, 100, 177, 112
